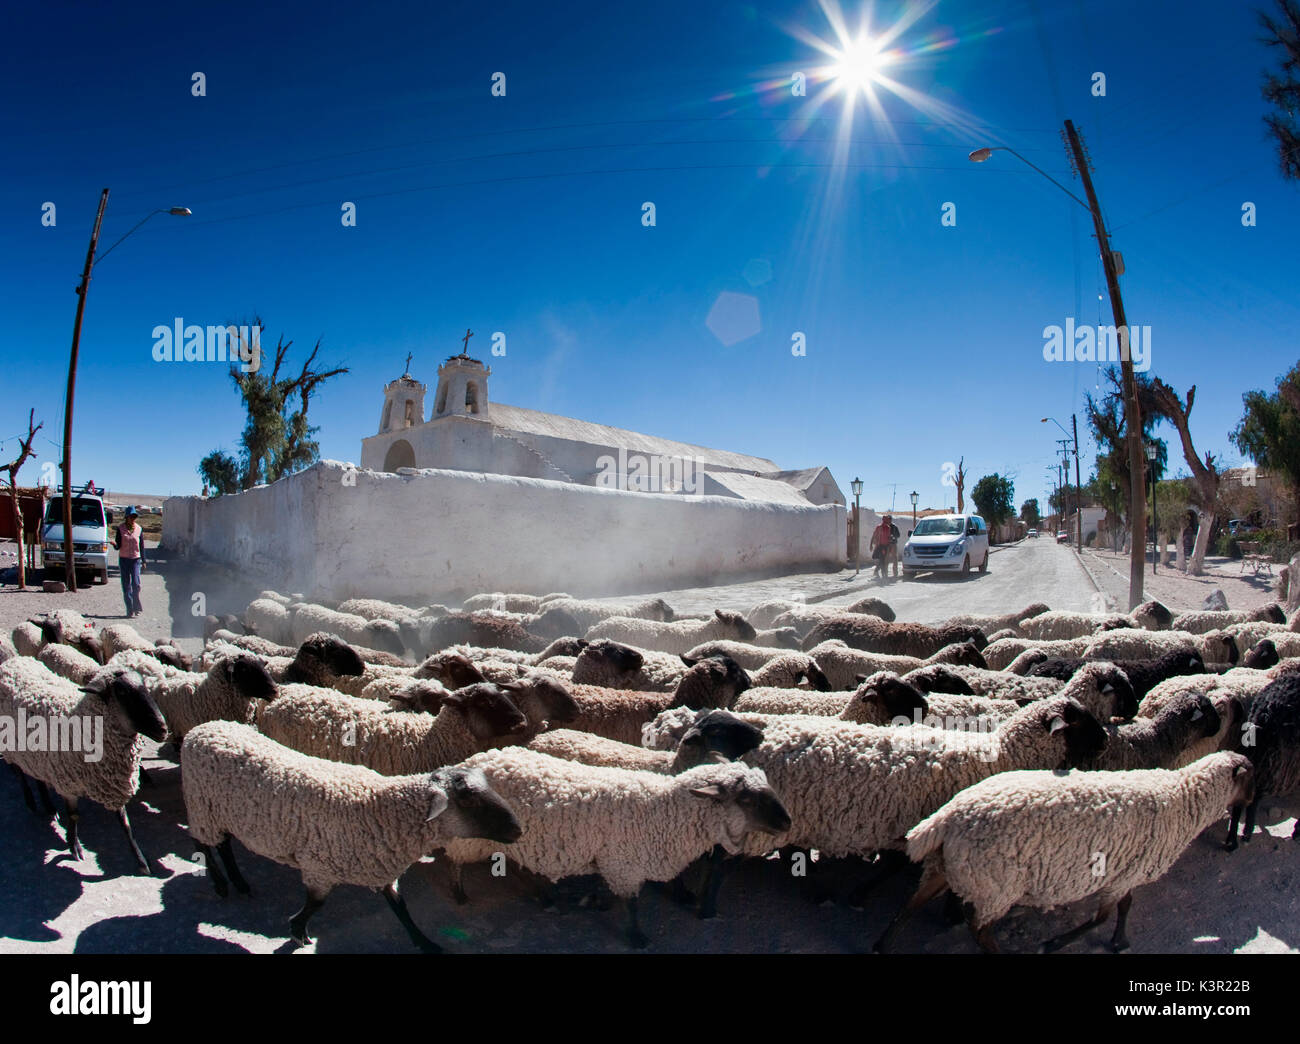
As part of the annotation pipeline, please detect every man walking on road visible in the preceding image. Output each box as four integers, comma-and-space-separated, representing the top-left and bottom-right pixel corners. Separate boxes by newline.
870, 514, 900, 581
115, 506, 146, 617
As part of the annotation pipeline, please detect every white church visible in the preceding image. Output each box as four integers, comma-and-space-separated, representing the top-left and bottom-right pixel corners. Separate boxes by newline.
360, 341, 845, 508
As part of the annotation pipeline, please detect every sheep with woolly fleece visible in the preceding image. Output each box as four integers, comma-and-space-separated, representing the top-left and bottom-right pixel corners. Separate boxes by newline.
985, 628, 1020, 644
877, 752, 1255, 954
212, 632, 294, 658
144, 651, 279, 744
440, 747, 790, 948
1083, 627, 1238, 666
1227, 671, 1300, 848
407, 610, 575, 657
244, 597, 295, 645
1077, 691, 1222, 771
558, 657, 750, 746
1018, 610, 1138, 641
734, 671, 931, 721
647, 695, 1107, 863
529, 596, 676, 635
805, 638, 988, 691
462, 592, 551, 613
24, 611, 105, 664
571, 639, 689, 692
744, 652, 832, 690
684, 639, 807, 672
0, 633, 16, 665
1138, 668, 1280, 721
992, 639, 1089, 672
181, 719, 521, 950
0, 658, 167, 872
769, 603, 894, 640
12, 621, 46, 658
255, 681, 529, 775
99, 623, 192, 670
747, 597, 895, 631
1172, 603, 1287, 635
752, 627, 803, 649
1029, 648, 1207, 700
37, 642, 102, 685
336, 597, 422, 622
290, 603, 406, 658
907, 663, 1063, 702
1222, 623, 1300, 660
799, 616, 987, 657
526, 710, 765, 775
586, 610, 757, 657
256, 590, 294, 607
939, 603, 1051, 636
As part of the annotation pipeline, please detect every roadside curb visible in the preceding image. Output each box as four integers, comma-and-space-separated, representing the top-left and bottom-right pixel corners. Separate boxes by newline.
1072, 548, 1107, 596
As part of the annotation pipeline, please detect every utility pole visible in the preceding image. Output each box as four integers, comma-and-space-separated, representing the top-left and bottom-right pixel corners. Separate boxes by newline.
1072, 413, 1084, 550
61, 188, 110, 592
1064, 120, 1145, 608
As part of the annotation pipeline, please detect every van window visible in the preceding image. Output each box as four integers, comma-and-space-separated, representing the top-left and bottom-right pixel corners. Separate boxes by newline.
44, 497, 104, 529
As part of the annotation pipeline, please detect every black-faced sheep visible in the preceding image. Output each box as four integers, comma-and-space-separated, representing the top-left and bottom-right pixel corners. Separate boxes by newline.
800, 616, 987, 657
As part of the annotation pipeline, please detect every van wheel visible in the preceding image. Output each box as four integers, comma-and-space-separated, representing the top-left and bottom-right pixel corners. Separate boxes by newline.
961, 555, 971, 575
98, 568, 109, 585
979, 550, 989, 573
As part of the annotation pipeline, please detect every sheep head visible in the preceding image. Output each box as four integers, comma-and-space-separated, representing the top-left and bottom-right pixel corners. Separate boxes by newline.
930, 641, 988, 670
298, 632, 365, 678
852, 672, 928, 723
417, 651, 487, 689
1035, 696, 1108, 767
713, 609, 757, 642
216, 653, 278, 704
441, 683, 528, 741
674, 710, 764, 769
684, 764, 791, 851
501, 675, 580, 727
427, 765, 522, 844
83, 667, 168, 742
389, 681, 449, 715
581, 639, 644, 675
1243, 639, 1279, 670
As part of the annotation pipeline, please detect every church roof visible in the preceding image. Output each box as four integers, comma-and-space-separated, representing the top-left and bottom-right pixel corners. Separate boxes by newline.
703, 471, 816, 506
486, 403, 779, 473
766, 467, 828, 490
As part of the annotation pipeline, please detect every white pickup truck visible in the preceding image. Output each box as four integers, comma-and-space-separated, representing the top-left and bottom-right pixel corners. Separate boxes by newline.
40, 486, 112, 585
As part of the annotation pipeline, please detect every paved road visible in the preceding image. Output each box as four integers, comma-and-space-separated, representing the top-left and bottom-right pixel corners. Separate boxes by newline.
612, 536, 1101, 622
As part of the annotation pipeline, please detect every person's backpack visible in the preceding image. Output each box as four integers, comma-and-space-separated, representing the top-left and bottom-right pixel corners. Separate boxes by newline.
889, 523, 900, 542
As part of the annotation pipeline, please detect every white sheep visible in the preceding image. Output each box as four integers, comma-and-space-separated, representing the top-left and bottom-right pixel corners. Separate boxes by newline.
1018, 610, 1137, 641
336, 597, 422, 621
136, 651, 278, 744
99, 623, 191, 670
37, 642, 102, 685
244, 597, 295, 645
1083, 628, 1238, 666
530, 596, 676, 633
682, 640, 804, 672
180, 719, 521, 950
0, 658, 167, 872
440, 747, 791, 947
805, 639, 986, 691
586, 610, 757, 656
12, 621, 44, 657
878, 752, 1254, 953
986, 637, 1088, 672
1172, 604, 1286, 635
254, 681, 528, 775
525, 710, 763, 775
0, 632, 16, 664
571, 640, 690, 692
289, 603, 406, 657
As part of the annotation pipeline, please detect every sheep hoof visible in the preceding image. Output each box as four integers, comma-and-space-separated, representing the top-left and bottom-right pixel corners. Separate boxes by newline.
1110, 937, 1130, 954
1222, 839, 1238, 853
290, 929, 314, 948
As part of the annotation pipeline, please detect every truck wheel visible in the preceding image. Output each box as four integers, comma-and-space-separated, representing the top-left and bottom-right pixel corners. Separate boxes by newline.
961, 555, 971, 575
99, 568, 109, 585
979, 550, 989, 573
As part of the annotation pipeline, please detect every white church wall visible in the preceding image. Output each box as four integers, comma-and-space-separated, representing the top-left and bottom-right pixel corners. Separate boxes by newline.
164, 459, 844, 602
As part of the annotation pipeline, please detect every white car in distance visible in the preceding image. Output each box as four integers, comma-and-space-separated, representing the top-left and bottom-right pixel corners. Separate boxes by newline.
902, 513, 991, 576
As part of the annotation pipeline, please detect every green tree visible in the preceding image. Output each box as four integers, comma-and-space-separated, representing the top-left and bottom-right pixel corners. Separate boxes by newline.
1232, 360, 1300, 525
1020, 498, 1041, 527
201, 320, 349, 490
972, 473, 1015, 530
1260, 0, 1300, 180
197, 450, 241, 496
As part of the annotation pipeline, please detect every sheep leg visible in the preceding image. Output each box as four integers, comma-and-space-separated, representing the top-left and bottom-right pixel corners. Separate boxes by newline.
382, 881, 442, 954
1040, 899, 1117, 954
1240, 795, 1261, 844
36, 780, 56, 816
64, 797, 84, 861
288, 885, 330, 947
8, 765, 36, 812
625, 894, 650, 950
139, 766, 155, 788
118, 808, 152, 875
1224, 803, 1243, 852
1109, 893, 1133, 953
216, 837, 250, 895
696, 845, 729, 920
195, 842, 230, 898
449, 863, 469, 905
872, 863, 948, 954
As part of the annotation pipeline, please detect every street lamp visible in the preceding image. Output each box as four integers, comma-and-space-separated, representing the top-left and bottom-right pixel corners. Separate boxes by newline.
974, 125, 1146, 608
851, 477, 863, 575
58, 193, 190, 590
1146, 441, 1159, 575
909, 489, 918, 533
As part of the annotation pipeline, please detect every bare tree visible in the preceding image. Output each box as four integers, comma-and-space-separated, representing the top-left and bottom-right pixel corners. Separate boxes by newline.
1150, 380, 1219, 574
954, 457, 966, 513
2, 409, 44, 588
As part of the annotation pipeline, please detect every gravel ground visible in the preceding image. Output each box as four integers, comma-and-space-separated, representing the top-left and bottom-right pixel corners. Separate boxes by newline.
2, 537, 1296, 954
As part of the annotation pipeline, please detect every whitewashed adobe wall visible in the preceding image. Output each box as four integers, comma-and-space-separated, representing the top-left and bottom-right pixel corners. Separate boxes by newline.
164, 460, 845, 602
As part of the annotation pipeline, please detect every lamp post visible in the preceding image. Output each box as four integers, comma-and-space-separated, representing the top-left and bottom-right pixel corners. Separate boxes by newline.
1146, 441, 1158, 575
851, 477, 863, 575
974, 126, 1145, 608
909, 489, 918, 533
58, 197, 190, 590
1043, 416, 1084, 550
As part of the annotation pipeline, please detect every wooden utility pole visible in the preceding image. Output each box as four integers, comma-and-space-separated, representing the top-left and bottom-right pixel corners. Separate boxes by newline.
1063, 121, 1145, 608
61, 188, 110, 592
1072, 413, 1084, 550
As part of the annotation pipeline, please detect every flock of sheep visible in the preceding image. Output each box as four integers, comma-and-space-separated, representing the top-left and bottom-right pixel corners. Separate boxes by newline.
2, 588, 1299, 953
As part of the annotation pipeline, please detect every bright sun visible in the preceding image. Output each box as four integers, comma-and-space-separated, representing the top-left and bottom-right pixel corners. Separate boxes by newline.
830, 36, 891, 92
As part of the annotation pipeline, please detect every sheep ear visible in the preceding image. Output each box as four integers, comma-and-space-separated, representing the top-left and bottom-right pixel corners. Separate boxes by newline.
1191, 706, 1204, 721
854, 673, 868, 684
713, 609, 724, 620
688, 784, 726, 802
1100, 682, 1114, 694
1047, 715, 1068, 734
425, 788, 450, 822
681, 655, 698, 667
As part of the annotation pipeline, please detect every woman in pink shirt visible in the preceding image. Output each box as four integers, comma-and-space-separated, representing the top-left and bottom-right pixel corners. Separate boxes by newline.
114, 506, 146, 617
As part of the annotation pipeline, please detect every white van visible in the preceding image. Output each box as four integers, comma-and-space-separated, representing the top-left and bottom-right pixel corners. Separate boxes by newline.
901, 513, 990, 576
40, 486, 112, 585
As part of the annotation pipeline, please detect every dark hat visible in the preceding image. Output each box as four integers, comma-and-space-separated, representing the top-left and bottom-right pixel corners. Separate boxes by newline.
125, 506, 138, 517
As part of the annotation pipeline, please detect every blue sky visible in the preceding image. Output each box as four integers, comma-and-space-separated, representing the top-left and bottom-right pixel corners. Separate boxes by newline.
2, 0, 1296, 513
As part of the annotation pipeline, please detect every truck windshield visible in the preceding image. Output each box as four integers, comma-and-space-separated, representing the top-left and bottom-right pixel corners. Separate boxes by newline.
913, 517, 966, 536
44, 497, 104, 528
